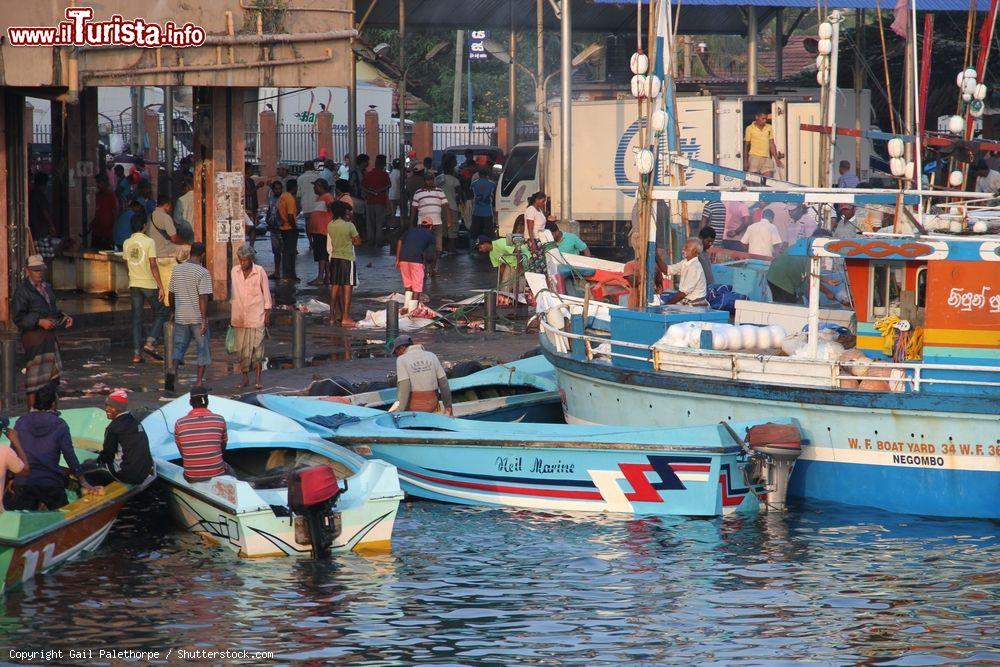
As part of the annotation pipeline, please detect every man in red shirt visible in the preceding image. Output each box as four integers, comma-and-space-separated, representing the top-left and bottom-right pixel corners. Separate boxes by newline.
362, 154, 391, 247
307, 179, 335, 286
173, 386, 230, 483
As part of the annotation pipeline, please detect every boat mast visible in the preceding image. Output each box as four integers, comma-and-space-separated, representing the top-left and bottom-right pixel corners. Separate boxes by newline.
825, 11, 843, 189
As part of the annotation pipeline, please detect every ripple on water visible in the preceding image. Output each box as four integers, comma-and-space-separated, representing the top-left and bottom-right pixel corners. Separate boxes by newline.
0, 495, 996, 665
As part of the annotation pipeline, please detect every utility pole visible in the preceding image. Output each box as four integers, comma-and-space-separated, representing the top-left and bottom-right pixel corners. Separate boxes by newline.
508, 1, 517, 150
559, 0, 572, 223
747, 7, 758, 96
452, 30, 464, 123
347, 0, 358, 167
398, 0, 407, 166
537, 0, 545, 192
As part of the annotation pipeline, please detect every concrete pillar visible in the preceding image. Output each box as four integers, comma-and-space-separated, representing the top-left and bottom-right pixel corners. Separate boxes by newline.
259, 109, 278, 184
143, 108, 159, 192
364, 108, 379, 159
66, 90, 99, 247
412, 121, 433, 163
497, 117, 510, 154
316, 110, 333, 162
0, 94, 9, 326
50, 102, 69, 238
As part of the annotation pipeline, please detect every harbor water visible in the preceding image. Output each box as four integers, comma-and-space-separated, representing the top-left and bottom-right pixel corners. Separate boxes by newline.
0, 493, 996, 665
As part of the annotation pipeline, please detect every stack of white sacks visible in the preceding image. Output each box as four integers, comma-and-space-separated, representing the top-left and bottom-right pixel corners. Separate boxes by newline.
656, 322, 847, 360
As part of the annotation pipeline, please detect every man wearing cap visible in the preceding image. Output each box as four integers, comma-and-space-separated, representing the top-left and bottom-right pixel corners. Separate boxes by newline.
82, 389, 153, 486
173, 386, 231, 483
12, 255, 73, 408
395, 218, 435, 304
393, 336, 453, 415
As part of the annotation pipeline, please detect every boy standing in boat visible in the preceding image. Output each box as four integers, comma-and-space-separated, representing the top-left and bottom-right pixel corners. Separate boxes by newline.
392, 335, 453, 416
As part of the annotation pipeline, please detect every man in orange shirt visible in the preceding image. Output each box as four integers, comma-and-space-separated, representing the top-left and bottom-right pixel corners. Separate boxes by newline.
307, 179, 335, 286
276, 179, 299, 283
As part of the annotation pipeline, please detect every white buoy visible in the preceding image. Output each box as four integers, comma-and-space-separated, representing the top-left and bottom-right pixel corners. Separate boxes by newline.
636, 148, 655, 175
630, 74, 647, 98
904, 161, 915, 180
948, 115, 965, 134
887, 138, 905, 158
646, 75, 662, 98
817, 70, 830, 86
817, 38, 833, 55
973, 221, 988, 233
630, 52, 649, 75
818, 22, 833, 39
964, 67, 978, 80
963, 92, 973, 103
962, 78, 977, 96
815, 55, 827, 70
949, 220, 965, 234
650, 109, 667, 133
949, 170, 965, 187
956, 70, 967, 87
890, 157, 906, 177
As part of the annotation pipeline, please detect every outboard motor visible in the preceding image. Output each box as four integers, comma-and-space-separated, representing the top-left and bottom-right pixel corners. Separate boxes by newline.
745, 423, 803, 512
288, 466, 344, 558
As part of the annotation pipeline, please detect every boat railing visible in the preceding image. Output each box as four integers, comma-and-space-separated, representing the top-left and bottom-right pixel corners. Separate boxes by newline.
540, 318, 1000, 393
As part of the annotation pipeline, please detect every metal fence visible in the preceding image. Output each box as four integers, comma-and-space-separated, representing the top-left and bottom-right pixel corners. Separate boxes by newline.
32, 125, 51, 146
432, 123, 496, 150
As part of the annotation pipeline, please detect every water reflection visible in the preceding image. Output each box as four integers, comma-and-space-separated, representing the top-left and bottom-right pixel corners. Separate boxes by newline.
0, 492, 995, 665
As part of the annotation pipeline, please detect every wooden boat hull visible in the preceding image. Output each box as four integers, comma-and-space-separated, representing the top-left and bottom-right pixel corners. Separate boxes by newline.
542, 341, 999, 519
0, 408, 154, 593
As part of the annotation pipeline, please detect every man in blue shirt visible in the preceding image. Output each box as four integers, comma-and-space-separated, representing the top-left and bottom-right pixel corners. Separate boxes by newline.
395, 219, 436, 301
9, 383, 94, 510
546, 222, 590, 257
114, 200, 146, 250
469, 166, 496, 243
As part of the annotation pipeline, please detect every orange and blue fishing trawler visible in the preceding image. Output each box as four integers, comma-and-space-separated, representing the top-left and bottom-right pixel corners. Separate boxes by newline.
541, 231, 999, 520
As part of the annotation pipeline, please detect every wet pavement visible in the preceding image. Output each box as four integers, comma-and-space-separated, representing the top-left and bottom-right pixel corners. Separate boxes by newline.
44, 231, 540, 413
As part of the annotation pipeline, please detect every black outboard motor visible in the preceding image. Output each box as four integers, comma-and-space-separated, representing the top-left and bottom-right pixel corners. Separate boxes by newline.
287, 466, 343, 558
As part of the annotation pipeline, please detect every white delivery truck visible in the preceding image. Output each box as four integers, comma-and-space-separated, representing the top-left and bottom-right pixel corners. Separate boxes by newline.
497, 91, 872, 253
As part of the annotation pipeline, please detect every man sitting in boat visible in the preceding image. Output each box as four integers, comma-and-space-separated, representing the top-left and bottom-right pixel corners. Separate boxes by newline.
392, 335, 453, 416
661, 239, 709, 307
8, 383, 95, 510
174, 386, 231, 483
0, 418, 29, 511
81, 390, 153, 486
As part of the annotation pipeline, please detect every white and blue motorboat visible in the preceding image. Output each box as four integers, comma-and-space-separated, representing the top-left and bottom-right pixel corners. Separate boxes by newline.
538, 234, 999, 519
259, 395, 807, 518
143, 395, 403, 557
307, 356, 562, 423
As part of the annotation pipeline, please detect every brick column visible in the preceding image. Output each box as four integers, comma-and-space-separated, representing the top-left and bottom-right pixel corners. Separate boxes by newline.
316, 110, 333, 163
143, 108, 159, 193
364, 109, 379, 158
496, 117, 510, 154
412, 121, 433, 164
259, 109, 277, 184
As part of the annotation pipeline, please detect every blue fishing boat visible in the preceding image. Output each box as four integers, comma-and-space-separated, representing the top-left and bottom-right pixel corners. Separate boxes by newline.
259, 396, 806, 517
142, 395, 403, 557
306, 356, 562, 423
539, 234, 1000, 519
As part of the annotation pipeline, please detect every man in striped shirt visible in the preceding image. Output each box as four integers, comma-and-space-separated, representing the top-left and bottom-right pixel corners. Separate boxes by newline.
700, 198, 726, 238
409, 172, 452, 267
174, 386, 230, 483
169, 243, 213, 389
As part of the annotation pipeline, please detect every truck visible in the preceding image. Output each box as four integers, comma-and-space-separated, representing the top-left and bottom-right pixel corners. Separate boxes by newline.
497, 91, 873, 253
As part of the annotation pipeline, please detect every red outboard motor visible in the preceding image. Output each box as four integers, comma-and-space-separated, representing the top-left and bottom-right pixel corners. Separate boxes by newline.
288, 466, 343, 558
746, 423, 803, 512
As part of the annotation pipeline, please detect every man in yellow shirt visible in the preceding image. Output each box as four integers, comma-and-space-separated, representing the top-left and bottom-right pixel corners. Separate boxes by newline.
744, 112, 783, 177
122, 214, 167, 363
